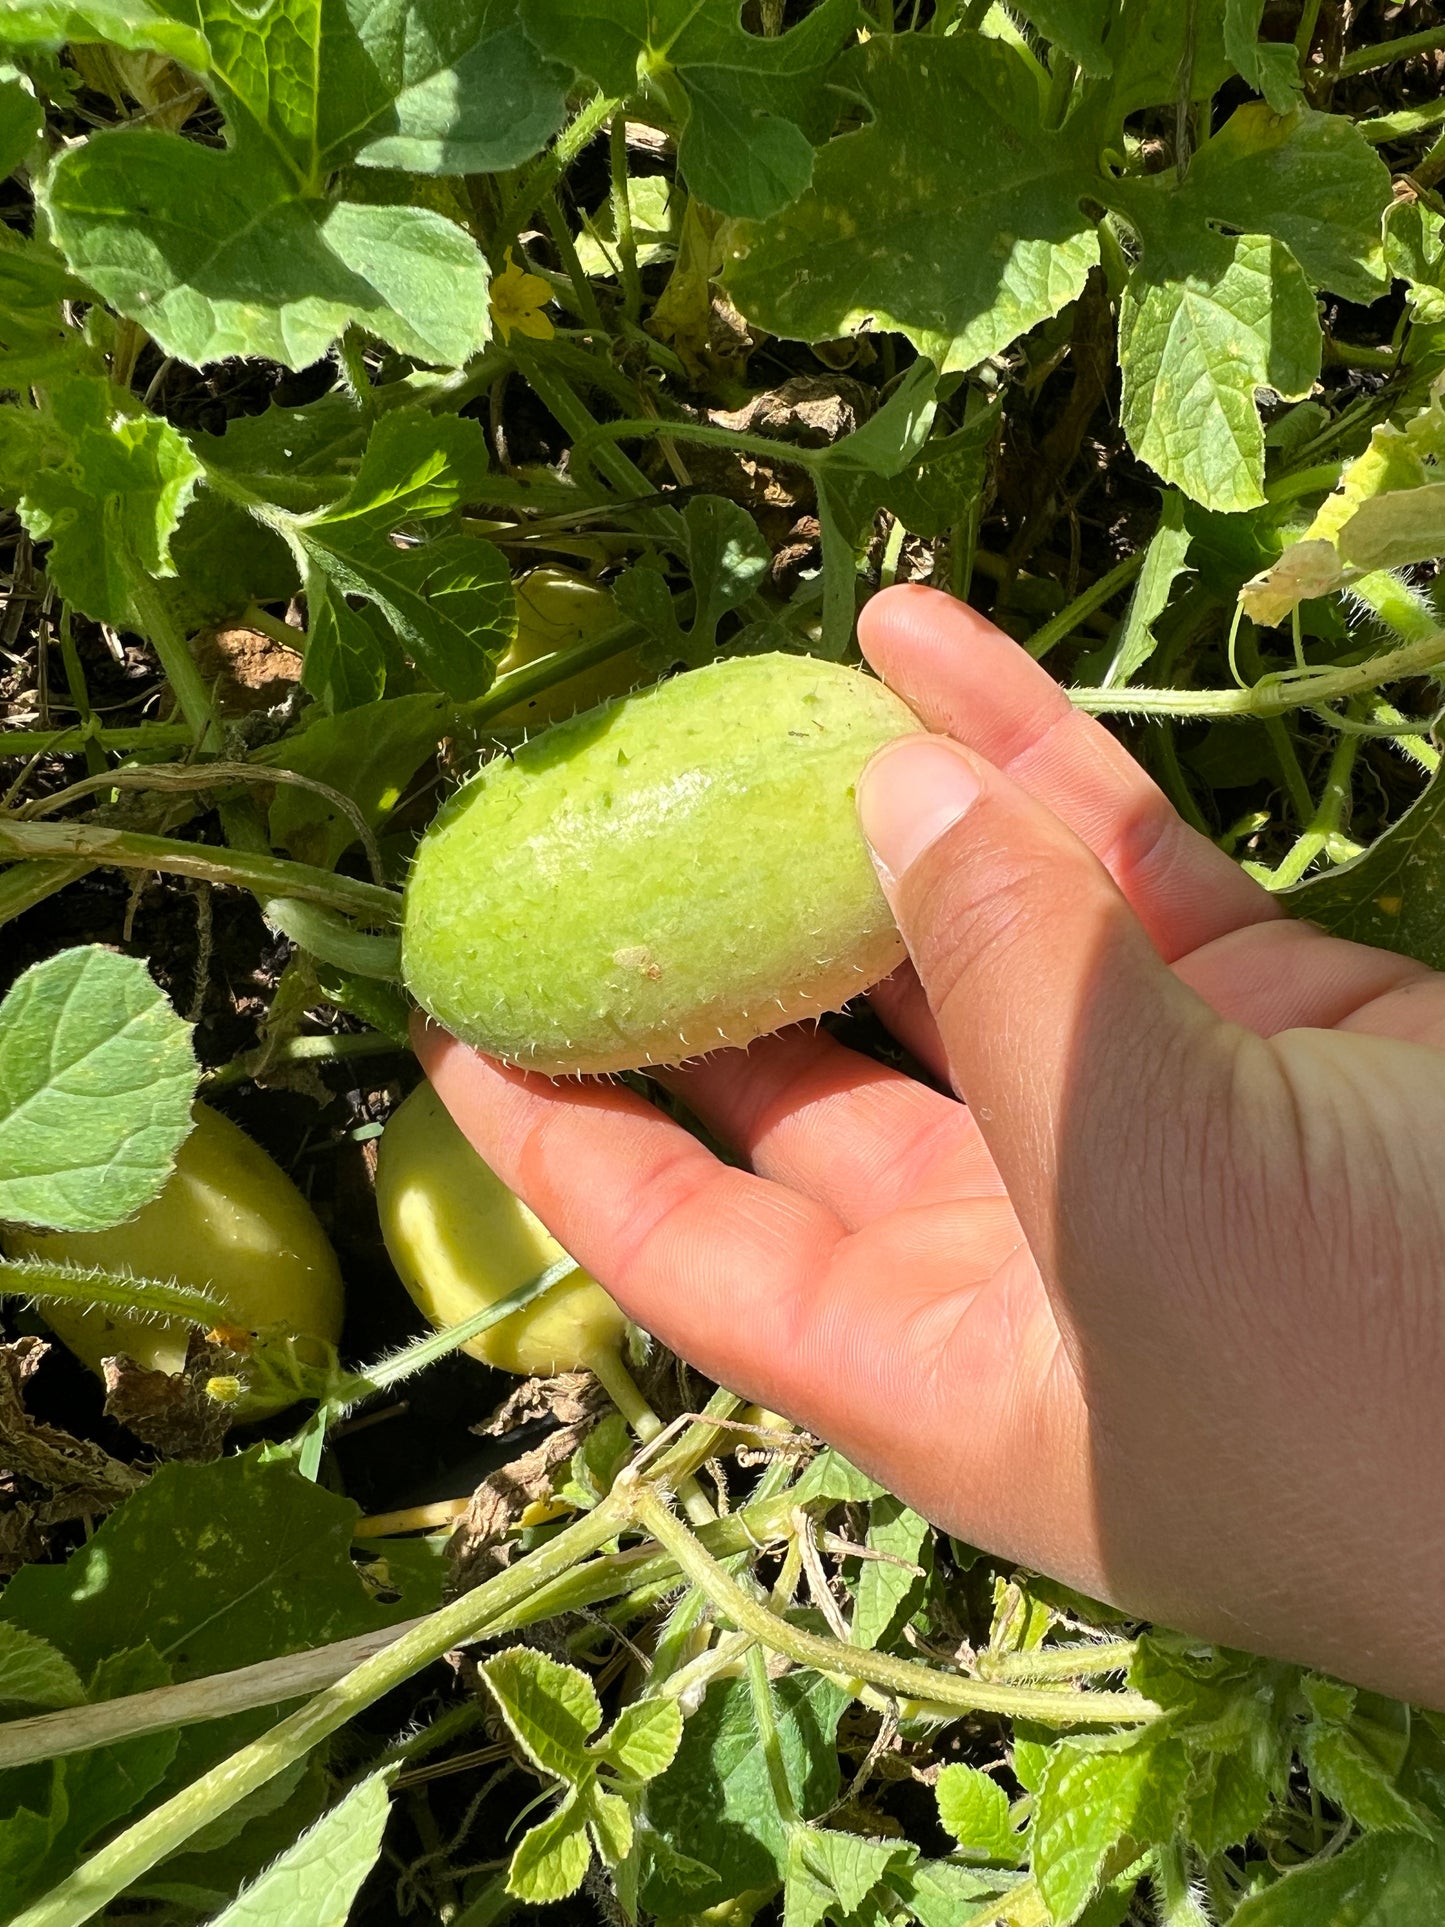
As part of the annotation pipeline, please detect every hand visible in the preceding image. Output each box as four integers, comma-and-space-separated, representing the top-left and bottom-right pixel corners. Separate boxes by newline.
418, 584, 1445, 1708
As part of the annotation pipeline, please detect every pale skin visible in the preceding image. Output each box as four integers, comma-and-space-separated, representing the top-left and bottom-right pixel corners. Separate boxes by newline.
418, 583, 1445, 1709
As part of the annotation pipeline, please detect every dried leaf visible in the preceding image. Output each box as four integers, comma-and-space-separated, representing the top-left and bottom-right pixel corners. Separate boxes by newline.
0, 1337, 143, 1514
101, 1330, 240, 1460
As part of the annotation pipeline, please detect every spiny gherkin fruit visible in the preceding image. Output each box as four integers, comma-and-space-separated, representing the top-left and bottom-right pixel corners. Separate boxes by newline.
401, 652, 923, 1076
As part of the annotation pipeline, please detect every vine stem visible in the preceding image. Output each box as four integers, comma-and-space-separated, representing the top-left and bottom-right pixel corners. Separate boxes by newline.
0, 723, 196, 759
587, 1344, 719, 1528
1335, 22, 1445, 77
0, 819, 400, 924
1068, 626, 1445, 721
630, 1487, 1159, 1728
123, 569, 223, 753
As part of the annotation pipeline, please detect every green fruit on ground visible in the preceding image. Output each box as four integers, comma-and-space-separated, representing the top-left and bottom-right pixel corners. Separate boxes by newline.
2, 1104, 344, 1417
374, 1081, 627, 1377
402, 651, 924, 1076
489, 568, 648, 732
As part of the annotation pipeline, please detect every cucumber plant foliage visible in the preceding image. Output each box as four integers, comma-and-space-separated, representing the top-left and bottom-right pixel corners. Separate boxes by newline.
2, 2, 1445, 1923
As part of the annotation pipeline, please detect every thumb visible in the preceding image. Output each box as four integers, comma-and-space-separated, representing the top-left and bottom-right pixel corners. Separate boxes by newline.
856, 732, 1227, 1262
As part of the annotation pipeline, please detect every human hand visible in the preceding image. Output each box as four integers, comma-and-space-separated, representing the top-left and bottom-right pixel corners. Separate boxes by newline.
417, 584, 1445, 1707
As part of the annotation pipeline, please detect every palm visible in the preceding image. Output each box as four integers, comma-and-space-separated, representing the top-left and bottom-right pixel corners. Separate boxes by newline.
421, 588, 1445, 1701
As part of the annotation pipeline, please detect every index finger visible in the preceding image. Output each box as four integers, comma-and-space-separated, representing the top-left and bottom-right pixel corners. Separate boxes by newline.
859, 586, 1278, 962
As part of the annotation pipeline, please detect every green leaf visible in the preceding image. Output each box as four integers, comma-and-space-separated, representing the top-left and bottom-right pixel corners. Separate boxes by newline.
353, 3, 568, 175
1385, 199, 1445, 325
43, 133, 491, 371
482, 1647, 602, 1783
0, 1, 208, 66
1300, 1687, 1429, 1837
724, 34, 1100, 372
1185, 1751, 1271, 1858
792, 1447, 884, 1506
851, 1494, 929, 1652
286, 413, 510, 702
0, 229, 93, 385
1133, 104, 1390, 305
595, 1697, 685, 1784
0, 945, 197, 1234
1106, 0, 1231, 120
0, 1644, 177, 1915
0, 1623, 85, 1712
680, 493, 771, 659
1230, 1830, 1445, 1926
0, 66, 42, 174
1224, 0, 1302, 111
640, 1671, 849, 1915
785, 1826, 911, 1927
889, 1856, 1015, 1927
935, 1766, 1020, 1866
1336, 483, 1445, 574
264, 691, 451, 871
520, 0, 855, 219
575, 173, 681, 277
1009, 1, 1113, 76
1288, 766, 1445, 971
0, 1448, 404, 1683
1032, 1737, 1189, 1924
1117, 229, 1319, 512
584, 1781, 634, 1866
207, 1772, 393, 1927
507, 1788, 593, 1903
1092, 490, 1192, 688
5, 375, 203, 626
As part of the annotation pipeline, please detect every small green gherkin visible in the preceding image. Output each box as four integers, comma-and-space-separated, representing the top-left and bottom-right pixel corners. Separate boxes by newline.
401, 652, 923, 1076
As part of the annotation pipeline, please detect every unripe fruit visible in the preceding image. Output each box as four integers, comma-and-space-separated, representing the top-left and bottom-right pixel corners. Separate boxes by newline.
2, 1105, 344, 1417
489, 569, 647, 732
374, 1081, 627, 1377
402, 652, 922, 1076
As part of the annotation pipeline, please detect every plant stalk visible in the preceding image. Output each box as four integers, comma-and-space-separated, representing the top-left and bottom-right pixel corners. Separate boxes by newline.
0, 819, 400, 924
630, 1488, 1159, 1727
1069, 628, 1445, 721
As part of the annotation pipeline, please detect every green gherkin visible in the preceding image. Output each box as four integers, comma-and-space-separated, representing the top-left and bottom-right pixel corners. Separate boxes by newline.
402, 652, 923, 1076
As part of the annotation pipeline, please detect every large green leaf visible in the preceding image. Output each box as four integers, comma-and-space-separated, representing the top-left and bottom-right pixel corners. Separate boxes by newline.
207, 1772, 393, 1927
520, 0, 854, 219
1289, 766, 1445, 971
352, 1, 569, 175
0, 229, 93, 385
2, 375, 202, 626
1231, 1830, 1445, 1926
1124, 103, 1391, 306
264, 690, 451, 870
0, 1448, 405, 1680
35, 0, 506, 370
640, 1671, 849, 1915
0, 1644, 177, 1916
724, 34, 1100, 372
0, 0, 207, 65
0, 946, 197, 1234
1117, 229, 1319, 512
44, 131, 489, 371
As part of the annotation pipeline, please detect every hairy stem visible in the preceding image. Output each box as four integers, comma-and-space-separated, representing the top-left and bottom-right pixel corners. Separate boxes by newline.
1069, 627, 1445, 720
0, 819, 400, 924
631, 1488, 1159, 1727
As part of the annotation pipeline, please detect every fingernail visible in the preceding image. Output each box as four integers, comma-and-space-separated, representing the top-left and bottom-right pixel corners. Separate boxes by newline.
857, 736, 982, 885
